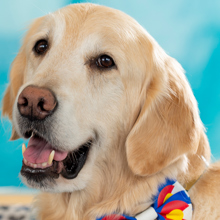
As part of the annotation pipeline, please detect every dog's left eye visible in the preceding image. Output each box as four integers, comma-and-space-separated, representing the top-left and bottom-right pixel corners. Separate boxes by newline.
96, 55, 115, 68
34, 39, 48, 55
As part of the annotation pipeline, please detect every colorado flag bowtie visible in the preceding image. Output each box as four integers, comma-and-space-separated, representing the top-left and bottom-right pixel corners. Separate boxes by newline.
97, 179, 192, 220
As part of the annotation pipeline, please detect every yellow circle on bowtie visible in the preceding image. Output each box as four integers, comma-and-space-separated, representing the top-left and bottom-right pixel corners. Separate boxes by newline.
166, 209, 184, 220
163, 193, 172, 203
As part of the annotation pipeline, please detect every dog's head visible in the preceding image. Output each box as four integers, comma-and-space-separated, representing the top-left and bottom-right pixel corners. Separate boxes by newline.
2, 4, 201, 192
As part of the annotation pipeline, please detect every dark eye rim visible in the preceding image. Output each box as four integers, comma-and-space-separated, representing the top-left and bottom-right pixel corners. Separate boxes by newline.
96, 55, 116, 69
33, 39, 48, 55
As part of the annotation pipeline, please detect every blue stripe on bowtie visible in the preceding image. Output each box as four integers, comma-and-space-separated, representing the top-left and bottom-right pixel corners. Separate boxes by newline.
96, 214, 136, 220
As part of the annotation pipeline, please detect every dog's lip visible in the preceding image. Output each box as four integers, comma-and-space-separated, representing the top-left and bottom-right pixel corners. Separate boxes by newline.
61, 144, 90, 179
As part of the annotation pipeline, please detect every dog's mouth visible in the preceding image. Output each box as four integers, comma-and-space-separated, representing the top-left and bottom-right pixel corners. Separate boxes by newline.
21, 132, 92, 183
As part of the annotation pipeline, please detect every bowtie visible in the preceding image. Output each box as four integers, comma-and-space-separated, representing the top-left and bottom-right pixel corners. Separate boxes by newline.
97, 179, 192, 220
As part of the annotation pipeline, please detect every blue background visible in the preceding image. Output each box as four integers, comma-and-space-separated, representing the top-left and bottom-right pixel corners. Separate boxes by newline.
0, 0, 220, 187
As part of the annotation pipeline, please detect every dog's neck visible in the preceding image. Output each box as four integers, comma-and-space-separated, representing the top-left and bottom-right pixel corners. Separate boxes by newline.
36, 150, 186, 219
36, 136, 208, 220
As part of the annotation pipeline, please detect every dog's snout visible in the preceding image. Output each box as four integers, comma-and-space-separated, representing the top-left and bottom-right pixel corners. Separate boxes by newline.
17, 86, 57, 121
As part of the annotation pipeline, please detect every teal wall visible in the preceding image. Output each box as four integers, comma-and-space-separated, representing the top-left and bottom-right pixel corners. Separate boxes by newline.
1, 0, 220, 186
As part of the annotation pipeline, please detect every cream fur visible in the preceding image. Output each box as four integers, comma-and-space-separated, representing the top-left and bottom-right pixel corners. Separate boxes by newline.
2, 3, 219, 220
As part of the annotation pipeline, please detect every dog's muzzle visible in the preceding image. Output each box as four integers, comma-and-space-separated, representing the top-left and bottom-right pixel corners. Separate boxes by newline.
17, 85, 92, 183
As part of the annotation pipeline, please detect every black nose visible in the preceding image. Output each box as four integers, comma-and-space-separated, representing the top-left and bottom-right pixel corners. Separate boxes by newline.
17, 86, 57, 121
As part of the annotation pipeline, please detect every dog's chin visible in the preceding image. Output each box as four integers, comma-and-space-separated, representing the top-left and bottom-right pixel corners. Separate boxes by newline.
20, 172, 90, 192
20, 172, 57, 191
20, 133, 93, 191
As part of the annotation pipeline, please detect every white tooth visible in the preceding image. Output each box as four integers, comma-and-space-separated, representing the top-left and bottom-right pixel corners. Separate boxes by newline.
48, 150, 55, 165
42, 162, 47, 167
24, 158, 27, 163
22, 143, 26, 155
33, 164, 37, 168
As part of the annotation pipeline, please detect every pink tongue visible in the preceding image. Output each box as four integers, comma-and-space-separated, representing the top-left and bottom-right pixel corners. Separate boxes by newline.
23, 136, 68, 164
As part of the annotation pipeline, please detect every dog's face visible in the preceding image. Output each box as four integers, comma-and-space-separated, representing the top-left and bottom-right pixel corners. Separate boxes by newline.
3, 4, 145, 192
3, 4, 201, 193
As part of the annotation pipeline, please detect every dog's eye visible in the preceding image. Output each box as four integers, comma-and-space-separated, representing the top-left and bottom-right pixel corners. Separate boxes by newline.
96, 55, 115, 68
34, 40, 48, 55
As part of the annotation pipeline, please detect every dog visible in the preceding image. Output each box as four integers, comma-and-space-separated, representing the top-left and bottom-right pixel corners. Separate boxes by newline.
2, 3, 220, 220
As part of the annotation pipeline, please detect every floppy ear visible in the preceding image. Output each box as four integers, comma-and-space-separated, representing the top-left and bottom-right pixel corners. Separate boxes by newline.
2, 50, 26, 140
126, 44, 201, 176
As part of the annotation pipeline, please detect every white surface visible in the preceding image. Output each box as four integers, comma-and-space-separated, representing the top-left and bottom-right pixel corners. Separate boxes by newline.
135, 207, 157, 220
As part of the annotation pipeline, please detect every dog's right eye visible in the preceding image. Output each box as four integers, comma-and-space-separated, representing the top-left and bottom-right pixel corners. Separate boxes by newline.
96, 55, 115, 69
34, 40, 48, 55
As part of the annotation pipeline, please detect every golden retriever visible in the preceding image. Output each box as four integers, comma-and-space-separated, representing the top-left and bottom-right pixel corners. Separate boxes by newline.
2, 3, 220, 220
